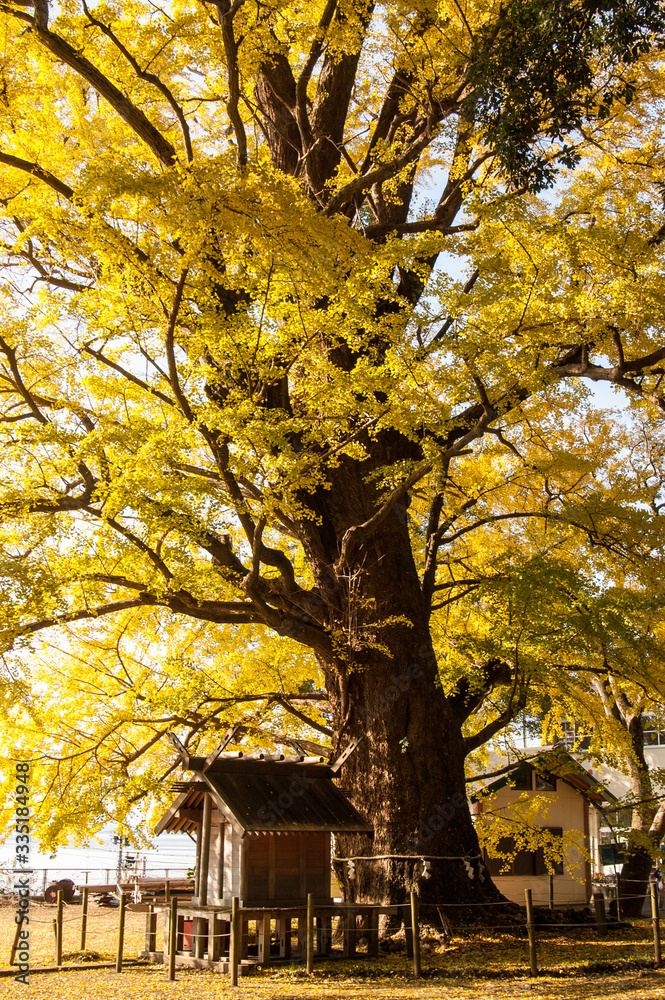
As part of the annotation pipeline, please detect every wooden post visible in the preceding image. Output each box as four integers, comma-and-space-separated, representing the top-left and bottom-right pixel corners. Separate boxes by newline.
56, 889, 63, 967
192, 792, 212, 958
164, 880, 171, 903
525, 888, 538, 976
342, 908, 356, 958
368, 907, 379, 958
593, 891, 607, 937
616, 874, 622, 922
80, 886, 89, 952
193, 917, 204, 960
199, 794, 212, 905
193, 795, 213, 961
10, 918, 24, 965
652, 881, 662, 968
230, 896, 240, 986
145, 906, 158, 953
279, 916, 291, 959
403, 901, 414, 959
115, 893, 126, 973
211, 914, 222, 962
549, 873, 554, 911
257, 914, 271, 965
167, 897, 178, 981
194, 822, 202, 897
410, 891, 421, 978
306, 893, 315, 974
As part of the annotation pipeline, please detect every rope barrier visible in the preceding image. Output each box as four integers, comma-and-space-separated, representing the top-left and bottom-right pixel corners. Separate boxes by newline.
333, 854, 482, 862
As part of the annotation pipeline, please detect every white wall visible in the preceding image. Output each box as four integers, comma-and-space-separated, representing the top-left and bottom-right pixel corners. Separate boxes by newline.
476, 780, 591, 906
222, 825, 242, 902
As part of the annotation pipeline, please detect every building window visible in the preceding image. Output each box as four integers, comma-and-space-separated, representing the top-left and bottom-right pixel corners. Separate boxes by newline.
534, 771, 557, 791
511, 768, 533, 790
509, 767, 556, 792
484, 827, 564, 877
643, 717, 665, 746
558, 720, 591, 750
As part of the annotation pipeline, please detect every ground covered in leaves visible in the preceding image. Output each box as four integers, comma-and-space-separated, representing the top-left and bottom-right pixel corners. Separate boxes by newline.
2, 904, 665, 997
1, 964, 664, 999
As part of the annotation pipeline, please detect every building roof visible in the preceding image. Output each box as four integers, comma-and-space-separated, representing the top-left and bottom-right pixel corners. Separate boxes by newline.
155, 755, 373, 837
470, 746, 617, 806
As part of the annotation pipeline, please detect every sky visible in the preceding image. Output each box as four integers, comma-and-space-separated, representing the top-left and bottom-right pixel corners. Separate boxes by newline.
3, 826, 195, 890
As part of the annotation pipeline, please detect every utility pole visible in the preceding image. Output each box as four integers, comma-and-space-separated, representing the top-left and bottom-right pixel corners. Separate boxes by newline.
113, 835, 130, 882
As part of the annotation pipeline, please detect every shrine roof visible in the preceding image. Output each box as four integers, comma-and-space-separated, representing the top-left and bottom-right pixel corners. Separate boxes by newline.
155, 756, 373, 836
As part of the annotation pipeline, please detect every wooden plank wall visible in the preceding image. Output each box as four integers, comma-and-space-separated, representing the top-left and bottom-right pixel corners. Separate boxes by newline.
244, 832, 331, 903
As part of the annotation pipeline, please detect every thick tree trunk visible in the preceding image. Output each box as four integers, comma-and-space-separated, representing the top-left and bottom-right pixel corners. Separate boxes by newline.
611, 715, 656, 918
300, 464, 506, 914
616, 846, 653, 918
329, 654, 503, 911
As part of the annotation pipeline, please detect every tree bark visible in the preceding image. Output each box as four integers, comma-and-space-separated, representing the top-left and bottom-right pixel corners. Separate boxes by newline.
608, 712, 656, 917
296, 461, 506, 913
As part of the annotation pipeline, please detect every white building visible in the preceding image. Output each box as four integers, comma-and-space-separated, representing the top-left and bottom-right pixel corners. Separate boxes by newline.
471, 748, 615, 906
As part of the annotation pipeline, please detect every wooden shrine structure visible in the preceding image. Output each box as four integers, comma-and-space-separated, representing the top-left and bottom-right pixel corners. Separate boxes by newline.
147, 731, 376, 972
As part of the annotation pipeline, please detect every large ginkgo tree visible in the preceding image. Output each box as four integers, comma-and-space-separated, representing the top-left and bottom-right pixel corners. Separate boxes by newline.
1, 0, 665, 909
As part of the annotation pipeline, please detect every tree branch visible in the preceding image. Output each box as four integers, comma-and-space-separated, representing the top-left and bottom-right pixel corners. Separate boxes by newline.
87, 510, 174, 583
554, 343, 665, 412
439, 510, 555, 545
450, 658, 513, 723
3, 598, 149, 647
464, 686, 529, 753
164, 269, 193, 420
0, 151, 74, 199
11, 5, 177, 166
274, 695, 333, 737
0, 335, 49, 425
422, 490, 444, 611
83, 344, 175, 407
216, 0, 247, 169
81, 1, 193, 163
294, 0, 337, 196
337, 404, 498, 568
